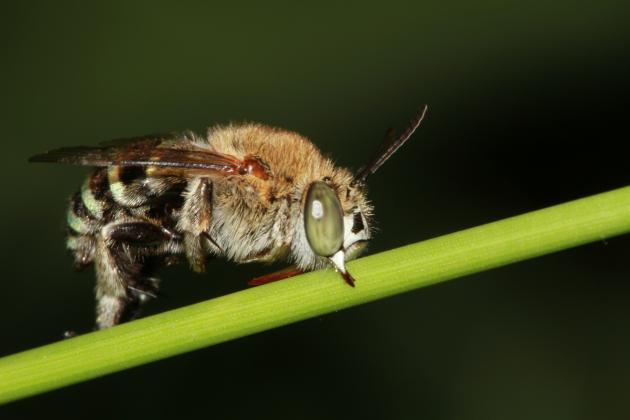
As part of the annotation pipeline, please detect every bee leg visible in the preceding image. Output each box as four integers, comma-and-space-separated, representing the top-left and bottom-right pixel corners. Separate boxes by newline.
94, 221, 178, 329
67, 230, 97, 270
248, 266, 304, 286
177, 178, 221, 273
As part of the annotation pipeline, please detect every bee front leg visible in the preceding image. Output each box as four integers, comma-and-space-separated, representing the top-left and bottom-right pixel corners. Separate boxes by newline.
177, 178, 222, 273
94, 220, 178, 329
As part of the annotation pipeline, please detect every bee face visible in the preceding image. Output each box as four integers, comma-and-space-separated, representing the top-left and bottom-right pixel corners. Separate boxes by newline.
292, 174, 372, 283
342, 207, 370, 260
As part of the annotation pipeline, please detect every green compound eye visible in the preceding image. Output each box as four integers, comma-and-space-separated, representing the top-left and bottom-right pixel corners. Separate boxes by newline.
304, 181, 344, 257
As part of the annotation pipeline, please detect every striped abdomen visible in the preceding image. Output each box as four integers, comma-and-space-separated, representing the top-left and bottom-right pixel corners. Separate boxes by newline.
66, 166, 186, 267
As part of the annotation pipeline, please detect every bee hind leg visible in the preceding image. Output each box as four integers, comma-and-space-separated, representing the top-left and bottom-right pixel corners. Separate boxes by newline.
94, 221, 179, 329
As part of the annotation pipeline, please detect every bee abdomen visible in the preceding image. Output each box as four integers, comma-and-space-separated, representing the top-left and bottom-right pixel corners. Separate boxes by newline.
67, 168, 112, 235
66, 168, 115, 266
108, 166, 151, 207
66, 192, 99, 234
81, 167, 110, 218
108, 166, 174, 208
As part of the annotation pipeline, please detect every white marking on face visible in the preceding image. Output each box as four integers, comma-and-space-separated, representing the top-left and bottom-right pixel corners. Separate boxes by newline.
342, 212, 369, 251
311, 200, 324, 219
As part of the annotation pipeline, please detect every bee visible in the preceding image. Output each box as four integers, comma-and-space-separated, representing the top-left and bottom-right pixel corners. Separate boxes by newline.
29, 106, 427, 330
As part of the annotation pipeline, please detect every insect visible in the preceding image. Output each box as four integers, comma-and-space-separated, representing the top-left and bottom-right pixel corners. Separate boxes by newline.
29, 106, 427, 330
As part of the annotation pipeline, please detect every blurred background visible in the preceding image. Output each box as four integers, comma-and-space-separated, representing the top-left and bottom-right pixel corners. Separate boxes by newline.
2, 1, 630, 419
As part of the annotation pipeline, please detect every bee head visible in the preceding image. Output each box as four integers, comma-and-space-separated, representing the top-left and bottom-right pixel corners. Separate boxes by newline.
299, 106, 427, 286
302, 177, 372, 287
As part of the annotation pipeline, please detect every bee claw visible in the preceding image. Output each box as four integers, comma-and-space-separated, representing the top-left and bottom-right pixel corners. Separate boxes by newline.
63, 330, 78, 339
128, 277, 162, 300
128, 285, 158, 299
201, 231, 223, 253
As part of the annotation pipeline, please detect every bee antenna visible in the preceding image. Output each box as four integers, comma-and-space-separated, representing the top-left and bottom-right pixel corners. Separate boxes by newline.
352, 104, 428, 186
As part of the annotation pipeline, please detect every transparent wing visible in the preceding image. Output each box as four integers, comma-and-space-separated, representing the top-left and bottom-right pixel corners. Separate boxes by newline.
29, 134, 269, 179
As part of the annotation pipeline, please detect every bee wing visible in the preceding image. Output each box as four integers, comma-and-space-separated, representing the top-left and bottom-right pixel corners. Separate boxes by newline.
95, 133, 172, 148
29, 135, 270, 179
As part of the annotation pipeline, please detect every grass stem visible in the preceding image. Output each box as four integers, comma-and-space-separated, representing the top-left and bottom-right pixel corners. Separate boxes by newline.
2, 186, 630, 404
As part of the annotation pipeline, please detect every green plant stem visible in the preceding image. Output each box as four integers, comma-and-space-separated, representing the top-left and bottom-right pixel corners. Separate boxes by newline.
2, 186, 630, 404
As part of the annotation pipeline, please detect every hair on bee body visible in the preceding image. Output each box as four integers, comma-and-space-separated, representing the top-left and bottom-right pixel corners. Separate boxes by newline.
29, 106, 428, 330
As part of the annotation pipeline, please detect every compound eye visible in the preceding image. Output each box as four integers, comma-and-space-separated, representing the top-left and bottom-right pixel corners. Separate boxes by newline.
304, 181, 344, 257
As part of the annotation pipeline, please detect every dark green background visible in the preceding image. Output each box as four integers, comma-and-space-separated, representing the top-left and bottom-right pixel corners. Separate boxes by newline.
2, 2, 630, 419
